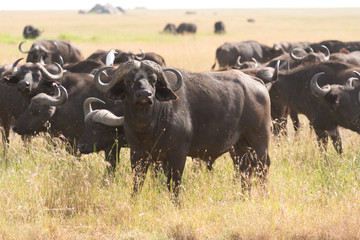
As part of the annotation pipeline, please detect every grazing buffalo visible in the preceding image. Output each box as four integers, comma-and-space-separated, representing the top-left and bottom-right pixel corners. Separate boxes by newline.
19, 39, 84, 65
310, 40, 360, 54
163, 23, 177, 34
212, 40, 284, 70
77, 97, 126, 171
214, 21, 225, 34
94, 60, 272, 199
267, 61, 360, 153
176, 23, 197, 34
23, 25, 42, 39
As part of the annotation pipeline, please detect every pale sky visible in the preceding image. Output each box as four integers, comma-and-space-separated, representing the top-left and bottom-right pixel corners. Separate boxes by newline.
1, 0, 360, 10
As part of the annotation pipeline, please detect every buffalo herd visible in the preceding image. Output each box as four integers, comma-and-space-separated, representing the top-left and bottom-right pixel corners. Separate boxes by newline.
2, 30, 360, 201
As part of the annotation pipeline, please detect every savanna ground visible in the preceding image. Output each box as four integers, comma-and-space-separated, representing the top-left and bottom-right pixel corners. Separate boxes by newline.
0, 8, 360, 239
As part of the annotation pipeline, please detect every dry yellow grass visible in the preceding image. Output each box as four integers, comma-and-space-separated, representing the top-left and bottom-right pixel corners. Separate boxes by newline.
0, 8, 360, 239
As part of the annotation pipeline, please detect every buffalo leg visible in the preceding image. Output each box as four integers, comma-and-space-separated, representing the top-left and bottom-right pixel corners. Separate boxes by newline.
328, 127, 343, 154
290, 110, 300, 133
314, 128, 329, 152
230, 140, 254, 193
131, 151, 150, 197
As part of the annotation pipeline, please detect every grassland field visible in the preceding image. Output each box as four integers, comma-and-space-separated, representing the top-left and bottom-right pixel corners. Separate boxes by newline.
0, 8, 360, 239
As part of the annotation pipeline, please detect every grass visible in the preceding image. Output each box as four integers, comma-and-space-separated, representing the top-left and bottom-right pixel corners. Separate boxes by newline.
0, 8, 360, 239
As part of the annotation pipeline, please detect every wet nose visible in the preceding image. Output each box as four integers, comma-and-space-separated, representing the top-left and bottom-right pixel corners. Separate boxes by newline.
135, 90, 151, 100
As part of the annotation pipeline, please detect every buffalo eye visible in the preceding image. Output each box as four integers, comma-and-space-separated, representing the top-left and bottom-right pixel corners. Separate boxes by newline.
148, 73, 157, 84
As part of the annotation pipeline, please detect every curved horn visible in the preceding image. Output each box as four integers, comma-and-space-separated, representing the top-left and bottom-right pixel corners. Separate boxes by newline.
235, 56, 242, 68
18, 40, 30, 53
92, 110, 125, 127
305, 46, 314, 53
251, 57, 258, 67
83, 97, 105, 121
40, 41, 58, 54
11, 58, 24, 75
310, 72, 330, 98
290, 47, 306, 61
163, 67, 183, 91
353, 70, 360, 79
346, 77, 357, 88
320, 45, 330, 61
38, 62, 63, 80
135, 49, 146, 61
270, 60, 279, 82
35, 84, 68, 106
93, 66, 115, 93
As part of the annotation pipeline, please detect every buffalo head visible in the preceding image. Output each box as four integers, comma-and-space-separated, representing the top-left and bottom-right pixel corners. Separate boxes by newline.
78, 97, 125, 154
12, 83, 68, 135
10, 58, 63, 97
94, 60, 183, 105
310, 71, 360, 132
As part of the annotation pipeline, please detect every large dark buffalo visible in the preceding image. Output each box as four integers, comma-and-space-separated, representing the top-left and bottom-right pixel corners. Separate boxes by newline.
267, 61, 360, 153
309, 71, 360, 137
94, 60, 272, 199
23, 25, 42, 39
212, 40, 284, 70
176, 23, 197, 34
12, 71, 116, 152
214, 21, 225, 34
19, 39, 84, 65
77, 97, 126, 171
310, 40, 360, 54
163, 23, 177, 34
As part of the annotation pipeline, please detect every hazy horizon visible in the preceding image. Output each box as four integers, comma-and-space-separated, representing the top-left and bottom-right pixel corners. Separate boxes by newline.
1, 0, 360, 11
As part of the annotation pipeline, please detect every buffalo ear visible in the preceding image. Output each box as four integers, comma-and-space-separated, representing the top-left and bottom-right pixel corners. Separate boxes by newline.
0, 75, 19, 86
155, 86, 178, 101
105, 83, 125, 101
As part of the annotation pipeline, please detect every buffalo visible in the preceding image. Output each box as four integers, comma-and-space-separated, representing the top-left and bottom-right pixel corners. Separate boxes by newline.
77, 97, 126, 171
176, 23, 197, 34
212, 40, 284, 70
163, 23, 177, 34
19, 39, 84, 65
214, 21, 225, 34
267, 60, 360, 153
12, 71, 117, 153
23, 25, 42, 39
310, 40, 360, 54
94, 60, 272, 199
